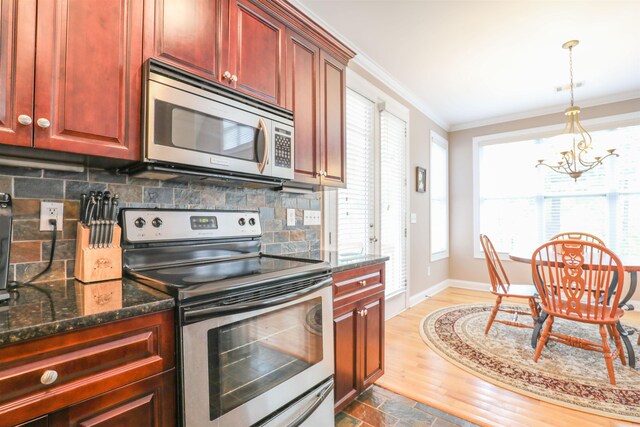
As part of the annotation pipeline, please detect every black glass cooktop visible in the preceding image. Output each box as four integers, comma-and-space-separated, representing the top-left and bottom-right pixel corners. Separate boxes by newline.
126, 255, 329, 301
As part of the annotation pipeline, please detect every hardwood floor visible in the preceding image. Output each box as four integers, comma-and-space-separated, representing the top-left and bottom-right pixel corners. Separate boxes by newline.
376, 287, 640, 427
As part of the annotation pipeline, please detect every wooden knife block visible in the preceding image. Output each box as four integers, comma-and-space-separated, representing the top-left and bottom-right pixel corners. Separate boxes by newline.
74, 223, 122, 283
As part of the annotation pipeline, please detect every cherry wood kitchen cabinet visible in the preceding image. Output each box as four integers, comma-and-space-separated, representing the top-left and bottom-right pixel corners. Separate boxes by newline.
286, 30, 320, 185
0, 310, 175, 426
333, 263, 386, 413
286, 34, 347, 188
0, 0, 36, 148
0, 0, 143, 159
48, 370, 176, 427
145, 0, 286, 106
143, 0, 224, 81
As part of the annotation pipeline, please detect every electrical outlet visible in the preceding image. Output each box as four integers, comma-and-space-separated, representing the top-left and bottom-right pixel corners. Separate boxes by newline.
286, 209, 296, 227
410, 213, 417, 224
427, 266, 431, 276
40, 201, 64, 231
303, 210, 321, 226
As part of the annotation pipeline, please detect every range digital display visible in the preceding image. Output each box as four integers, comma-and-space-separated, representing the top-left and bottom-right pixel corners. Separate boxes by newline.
190, 216, 218, 230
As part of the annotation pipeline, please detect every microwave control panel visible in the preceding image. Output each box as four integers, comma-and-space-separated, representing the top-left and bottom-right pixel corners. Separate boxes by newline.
274, 127, 292, 168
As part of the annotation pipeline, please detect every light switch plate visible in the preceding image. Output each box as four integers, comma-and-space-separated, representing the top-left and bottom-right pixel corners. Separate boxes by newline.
304, 210, 321, 226
40, 201, 64, 231
410, 213, 417, 224
286, 209, 296, 227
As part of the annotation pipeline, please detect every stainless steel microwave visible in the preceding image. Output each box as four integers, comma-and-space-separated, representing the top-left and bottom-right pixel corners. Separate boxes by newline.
135, 60, 294, 184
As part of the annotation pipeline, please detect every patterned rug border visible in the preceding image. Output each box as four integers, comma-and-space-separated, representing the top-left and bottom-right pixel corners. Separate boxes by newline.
419, 303, 640, 423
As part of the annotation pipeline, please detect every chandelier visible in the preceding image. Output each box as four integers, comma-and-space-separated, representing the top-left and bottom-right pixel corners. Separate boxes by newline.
536, 40, 618, 181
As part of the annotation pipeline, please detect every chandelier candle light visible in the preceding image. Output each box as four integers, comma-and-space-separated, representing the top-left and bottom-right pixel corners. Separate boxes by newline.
536, 40, 618, 181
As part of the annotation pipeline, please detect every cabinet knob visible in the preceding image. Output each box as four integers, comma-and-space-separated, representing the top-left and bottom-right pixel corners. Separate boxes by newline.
359, 280, 366, 287
36, 118, 51, 129
230, 74, 238, 83
223, 71, 231, 80
364, 309, 368, 316
40, 369, 58, 385
18, 114, 32, 126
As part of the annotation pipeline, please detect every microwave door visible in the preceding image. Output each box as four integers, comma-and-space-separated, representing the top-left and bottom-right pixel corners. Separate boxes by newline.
146, 81, 273, 177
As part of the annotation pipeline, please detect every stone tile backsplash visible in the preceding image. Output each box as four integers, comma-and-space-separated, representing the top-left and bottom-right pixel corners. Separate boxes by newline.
0, 166, 321, 284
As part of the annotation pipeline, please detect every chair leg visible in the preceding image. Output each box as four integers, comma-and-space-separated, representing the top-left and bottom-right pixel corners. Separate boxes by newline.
610, 324, 627, 366
599, 325, 616, 386
527, 298, 539, 322
485, 296, 502, 335
534, 315, 554, 362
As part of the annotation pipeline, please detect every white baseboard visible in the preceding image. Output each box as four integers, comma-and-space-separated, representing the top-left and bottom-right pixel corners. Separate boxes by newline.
447, 279, 490, 292
409, 279, 449, 307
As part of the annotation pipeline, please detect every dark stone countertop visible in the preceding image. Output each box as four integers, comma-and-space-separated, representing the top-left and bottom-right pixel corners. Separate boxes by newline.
0, 278, 174, 347
289, 251, 389, 273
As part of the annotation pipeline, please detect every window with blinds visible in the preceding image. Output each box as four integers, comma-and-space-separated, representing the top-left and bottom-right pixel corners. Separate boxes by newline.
337, 89, 376, 254
380, 111, 407, 296
430, 133, 449, 260
477, 124, 640, 255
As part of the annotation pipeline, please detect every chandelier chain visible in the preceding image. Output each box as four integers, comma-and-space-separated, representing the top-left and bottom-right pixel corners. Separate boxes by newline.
569, 46, 574, 107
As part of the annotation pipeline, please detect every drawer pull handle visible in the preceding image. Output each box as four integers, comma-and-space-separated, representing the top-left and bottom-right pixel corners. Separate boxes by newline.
40, 370, 58, 385
359, 280, 367, 286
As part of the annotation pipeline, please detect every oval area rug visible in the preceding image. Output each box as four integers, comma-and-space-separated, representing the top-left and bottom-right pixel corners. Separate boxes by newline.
420, 303, 640, 422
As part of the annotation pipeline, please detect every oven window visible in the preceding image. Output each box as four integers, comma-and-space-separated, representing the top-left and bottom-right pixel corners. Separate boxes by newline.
207, 297, 324, 420
154, 100, 258, 161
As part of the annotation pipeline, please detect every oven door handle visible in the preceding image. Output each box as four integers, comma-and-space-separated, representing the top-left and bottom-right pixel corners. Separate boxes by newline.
287, 378, 334, 427
183, 276, 332, 323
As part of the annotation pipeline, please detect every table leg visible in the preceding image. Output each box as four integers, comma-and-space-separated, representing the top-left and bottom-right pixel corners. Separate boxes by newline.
531, 311, 548, 349
617, 321, 636, 369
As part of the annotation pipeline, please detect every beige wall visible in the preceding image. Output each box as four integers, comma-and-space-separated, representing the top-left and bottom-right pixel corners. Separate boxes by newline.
448, 98, 640, 293
348, 62, 449, 298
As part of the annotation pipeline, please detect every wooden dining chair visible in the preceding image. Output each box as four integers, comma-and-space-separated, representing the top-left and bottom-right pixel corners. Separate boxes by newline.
479, 235, 540, 335
550, 231, 606, 246
531, 239, 626, 385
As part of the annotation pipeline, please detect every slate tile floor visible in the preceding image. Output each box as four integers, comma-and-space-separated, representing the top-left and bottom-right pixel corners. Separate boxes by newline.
336, 385, 478, 427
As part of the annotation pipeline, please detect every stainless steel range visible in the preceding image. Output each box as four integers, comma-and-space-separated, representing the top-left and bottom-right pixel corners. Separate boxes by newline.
121, 209, 334, 427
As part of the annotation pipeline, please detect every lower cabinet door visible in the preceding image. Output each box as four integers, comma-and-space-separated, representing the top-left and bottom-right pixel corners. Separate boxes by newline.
333, 301, 359, 413
48, 370, 176, 427
361, 291, 385, 389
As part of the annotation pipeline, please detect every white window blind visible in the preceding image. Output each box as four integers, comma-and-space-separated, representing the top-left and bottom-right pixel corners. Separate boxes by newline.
337, 89, 376, 254
430, 133, 448, 260
380, 111, 407, 296
477, 124, 640, 256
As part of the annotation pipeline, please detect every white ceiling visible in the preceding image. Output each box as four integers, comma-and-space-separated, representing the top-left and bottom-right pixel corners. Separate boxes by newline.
295, 0, 640, 130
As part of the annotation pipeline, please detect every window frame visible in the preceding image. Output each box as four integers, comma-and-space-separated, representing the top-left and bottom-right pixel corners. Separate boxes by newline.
472, 112, 640, 259
430, 130, 449, 261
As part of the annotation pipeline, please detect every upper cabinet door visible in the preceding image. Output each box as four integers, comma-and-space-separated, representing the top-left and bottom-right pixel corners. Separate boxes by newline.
144, 0, 224, 81
287, 31, 320, 184
227, 0, 285, 106
33, 0, 144, 160
0, 0, 35, 147
320, 50, 346, 187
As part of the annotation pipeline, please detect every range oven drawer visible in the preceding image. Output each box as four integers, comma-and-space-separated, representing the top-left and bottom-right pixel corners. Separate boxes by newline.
0, 310, 174, 424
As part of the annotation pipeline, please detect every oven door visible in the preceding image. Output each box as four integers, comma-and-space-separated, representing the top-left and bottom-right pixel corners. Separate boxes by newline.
181, 282, 334, 427
146, 78, 273, 177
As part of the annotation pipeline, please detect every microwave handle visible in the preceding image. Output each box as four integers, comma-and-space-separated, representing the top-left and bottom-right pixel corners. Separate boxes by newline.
182, 276, 332, 323
257, 118, 269, 173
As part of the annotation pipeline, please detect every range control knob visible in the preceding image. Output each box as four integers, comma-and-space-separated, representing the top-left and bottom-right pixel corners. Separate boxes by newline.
152, 217, 163, 228
238, 218, 246, 226
134, 217, 146, 228
248, 218, 256, 226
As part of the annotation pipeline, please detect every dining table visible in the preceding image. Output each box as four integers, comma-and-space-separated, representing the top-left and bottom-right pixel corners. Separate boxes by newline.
509, 247, 639, 368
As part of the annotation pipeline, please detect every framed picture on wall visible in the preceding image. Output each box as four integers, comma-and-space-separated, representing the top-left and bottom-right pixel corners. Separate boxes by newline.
416, 167, 426, 193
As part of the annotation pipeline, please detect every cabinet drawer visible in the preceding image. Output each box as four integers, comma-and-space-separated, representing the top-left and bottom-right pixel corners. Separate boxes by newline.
333, 264, 385, 309
0, 310, 174, 425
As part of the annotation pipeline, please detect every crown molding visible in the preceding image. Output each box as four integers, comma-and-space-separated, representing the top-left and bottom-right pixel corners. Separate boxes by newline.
449, 91, 640, 132
286, 0, 450, 132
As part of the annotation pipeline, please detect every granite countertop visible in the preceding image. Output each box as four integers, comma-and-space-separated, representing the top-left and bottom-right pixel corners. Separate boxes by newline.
0, 278, 174, 347
290, 250, 389, 273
